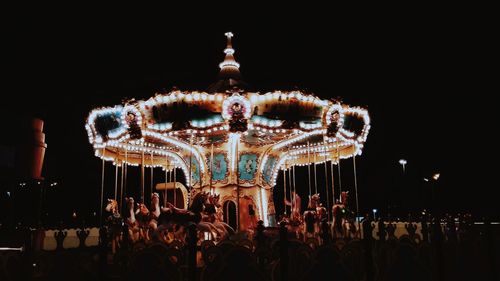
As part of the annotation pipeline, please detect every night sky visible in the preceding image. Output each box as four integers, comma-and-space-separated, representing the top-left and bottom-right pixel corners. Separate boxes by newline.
1, 11, 496, 224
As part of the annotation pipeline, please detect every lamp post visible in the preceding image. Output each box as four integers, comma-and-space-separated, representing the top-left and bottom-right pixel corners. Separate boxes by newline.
396, 159, 407, 215
372, 208, 378, 221
424, 172, 440, 215
399, 159, 407, 173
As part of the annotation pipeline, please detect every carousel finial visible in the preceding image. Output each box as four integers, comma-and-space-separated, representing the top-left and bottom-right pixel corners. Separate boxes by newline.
219, 31, 240, 71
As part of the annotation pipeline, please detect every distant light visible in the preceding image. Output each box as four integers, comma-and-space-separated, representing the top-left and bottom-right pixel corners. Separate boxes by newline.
432, 173, 440, 181
6, 192, 10, 197
399, 159, 407, 173
423, 178, 429, 182
372, 208, 378, 213
0, 247, 23, 252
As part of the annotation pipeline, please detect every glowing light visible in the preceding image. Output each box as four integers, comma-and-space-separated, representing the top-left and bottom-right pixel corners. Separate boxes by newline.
222, 94, 252, 120
219, 61, 240, 68
229, 133, 240, 173
251, 116, 283, 127
299, 121, 322, 130
260, 187, 269, 226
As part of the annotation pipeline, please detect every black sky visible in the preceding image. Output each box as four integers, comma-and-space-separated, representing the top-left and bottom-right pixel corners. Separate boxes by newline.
2, 9, 496, 222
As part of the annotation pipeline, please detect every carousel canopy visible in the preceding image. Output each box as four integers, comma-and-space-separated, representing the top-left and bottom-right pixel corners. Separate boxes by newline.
85, 33, 370, 189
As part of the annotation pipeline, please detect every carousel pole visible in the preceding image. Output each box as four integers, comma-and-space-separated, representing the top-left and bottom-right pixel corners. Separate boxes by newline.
189, 136, 193, 208
336, 139, 343, 202
100, 147, 106, 226
120, 160, 124, 212
313, 151, 318, 194
236, 135, 240, 232
287, 159, 292, 215
199, 141, 203, 192
324, 144, 330, 221
173, 164, 177, 207
353, 154, 360, 223
331, 160, 335, 204
210, 143, 214, 194
151, 152, 154, 199
283, 162, 287, 216
307, 141, 312, 198
164, 154, 168, 207
292, 164, 296, 212
114, 161, 118, 201
122, 149, 128, 214
141, 150, 145, 203
122, 147, 128, 199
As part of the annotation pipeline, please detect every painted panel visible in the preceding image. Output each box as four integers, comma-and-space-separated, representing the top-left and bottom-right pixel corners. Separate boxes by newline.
263, 155, 278, 185
238, 153, 258, 182
184, 156, 201, 185
207, 153, 228, 182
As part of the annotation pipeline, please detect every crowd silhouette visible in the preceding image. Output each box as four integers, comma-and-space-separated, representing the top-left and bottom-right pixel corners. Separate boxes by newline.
0, 211, 498, 280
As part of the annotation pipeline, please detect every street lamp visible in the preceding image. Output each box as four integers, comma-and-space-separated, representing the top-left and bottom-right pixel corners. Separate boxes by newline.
425, 172, 440, 216
399, 159, 407, 173
372, 208, 378, 221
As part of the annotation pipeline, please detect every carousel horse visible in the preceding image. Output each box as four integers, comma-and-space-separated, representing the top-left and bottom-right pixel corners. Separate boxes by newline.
343, 216, 357, 239
149, 193, 161, 230
285, 191, 302, 224
332, 191, 350, 238
285, 192, 302, 239
125, 197, 140, 242
303, 193, 321, 238
316, 203, 327, 221
158, 191, 218, 240
135, 202, 151, 241
332, 201, 345, 238
204, 193, 235, 239
105, 199, 123, 254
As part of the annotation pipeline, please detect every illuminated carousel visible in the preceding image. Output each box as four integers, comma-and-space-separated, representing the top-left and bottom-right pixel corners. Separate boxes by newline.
85, 32, 370, 238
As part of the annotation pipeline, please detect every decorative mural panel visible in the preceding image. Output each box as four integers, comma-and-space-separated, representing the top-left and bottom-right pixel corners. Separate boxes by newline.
184, 156, 201, 185
263, 155, 278, 185
207, 153, 229, 183
238, 153, 258, 183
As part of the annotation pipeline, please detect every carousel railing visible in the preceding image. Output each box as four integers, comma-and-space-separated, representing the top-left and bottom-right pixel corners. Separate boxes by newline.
1, 215, 498, 281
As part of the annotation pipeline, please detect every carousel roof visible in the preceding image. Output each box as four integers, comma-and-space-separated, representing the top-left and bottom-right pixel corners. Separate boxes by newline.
208, 32, 248, 92
85, 32, 370, 187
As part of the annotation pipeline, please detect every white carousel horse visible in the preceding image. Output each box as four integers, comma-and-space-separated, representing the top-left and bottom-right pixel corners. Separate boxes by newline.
125, 197, 140, 242
303, 193, 321, 239
135, 202, 151, 241
332, 191, 351, 238
204, 193, 235, 240
285, 191, 302, 224
105, 199, 123, 254
149, 193, 161, 230
285, 192, 303, 239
